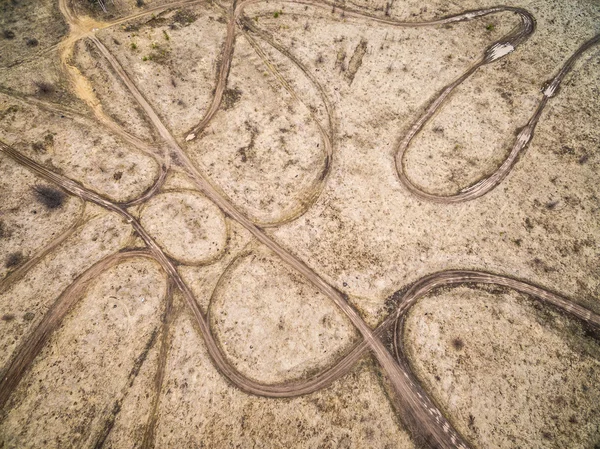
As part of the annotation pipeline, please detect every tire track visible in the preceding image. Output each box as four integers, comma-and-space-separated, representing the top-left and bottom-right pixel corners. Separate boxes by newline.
14, 1, 596, 448
0, 199, 87, 296
396, 33, 600, 203
140, 280, 176, 449
73, 4, 529, 447
94, 279, 176, 449
0, 248, 155, 410
240, 29, 334, 226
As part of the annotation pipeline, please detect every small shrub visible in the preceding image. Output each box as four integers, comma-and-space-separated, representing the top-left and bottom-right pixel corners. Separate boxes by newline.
32, 142, 45, 152
222, 87, 242, 110
33, 81, 54, 96
384, 2, 391, 16
172, 9, 197, 26
486, 23, 495, 31
451, 337, 464, 350
273, 10, 281, 18
130, 41, 137, 50
3, 30, 15, 40
163, 30, 170, 40
148, 49, 168, 64
26, 37, 39, 47
5, 252, 23, 268
33, 185, 66, 209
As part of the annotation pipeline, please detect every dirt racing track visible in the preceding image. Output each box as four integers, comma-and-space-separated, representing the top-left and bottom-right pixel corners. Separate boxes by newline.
0, 0, 599, 447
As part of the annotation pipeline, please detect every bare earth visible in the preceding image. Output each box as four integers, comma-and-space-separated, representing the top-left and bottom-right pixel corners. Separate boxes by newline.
0, 0, 599, 448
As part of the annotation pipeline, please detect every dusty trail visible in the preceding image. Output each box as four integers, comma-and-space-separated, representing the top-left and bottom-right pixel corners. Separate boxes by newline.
0, 200, 87, 296
77, 3, 536, 447
183, 0, 535, 224
140, 280, 176, 449
0, 248, 155, 410
389, 270, 600, 441
185, 1, 237, 142
117, 163, 169, 208
240, 29, 334, 226
240, 17, 334, 133
0, 83, 162, 162
396, 33, 600, 203
6, 138, 596, 444
3, 118, 600, 448
391, 271, 600, 364
49, 1, 530, 448
2, 1, 598, 448
204, 256, 600, 402
2, 125, 468, 449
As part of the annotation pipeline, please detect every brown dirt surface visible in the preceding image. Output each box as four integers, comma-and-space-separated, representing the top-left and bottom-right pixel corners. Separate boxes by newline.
1, 0, 599, 447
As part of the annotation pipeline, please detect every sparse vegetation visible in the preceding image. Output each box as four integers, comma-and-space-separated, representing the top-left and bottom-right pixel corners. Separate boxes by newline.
172, 9, 197, 26
451, 337, 465, 350
124, 23, 140, 32
26, 38, 39, 47
222, 88, 242, 110
0, 105, 18, 122
147, 48, 169, 64
5, 252, 23, 268
33, 81, 55, 96
145, 15, 168, 28
3, 30, 15, 40
31, 134, 54, 152
2, 2, 599, 448
486, 23, 495, 31
33, 185, 66, 209
384, 2, 392, 16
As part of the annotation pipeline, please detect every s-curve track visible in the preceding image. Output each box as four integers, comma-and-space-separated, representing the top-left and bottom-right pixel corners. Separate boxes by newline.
1, 0, 599, 448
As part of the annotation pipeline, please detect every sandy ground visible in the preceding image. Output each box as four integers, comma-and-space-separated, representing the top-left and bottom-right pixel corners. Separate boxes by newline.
0, 0, 599, 447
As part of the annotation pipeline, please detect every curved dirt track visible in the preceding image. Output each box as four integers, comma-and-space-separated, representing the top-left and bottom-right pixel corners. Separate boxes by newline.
395, 33, 600, 203
1, 0, 599, 448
